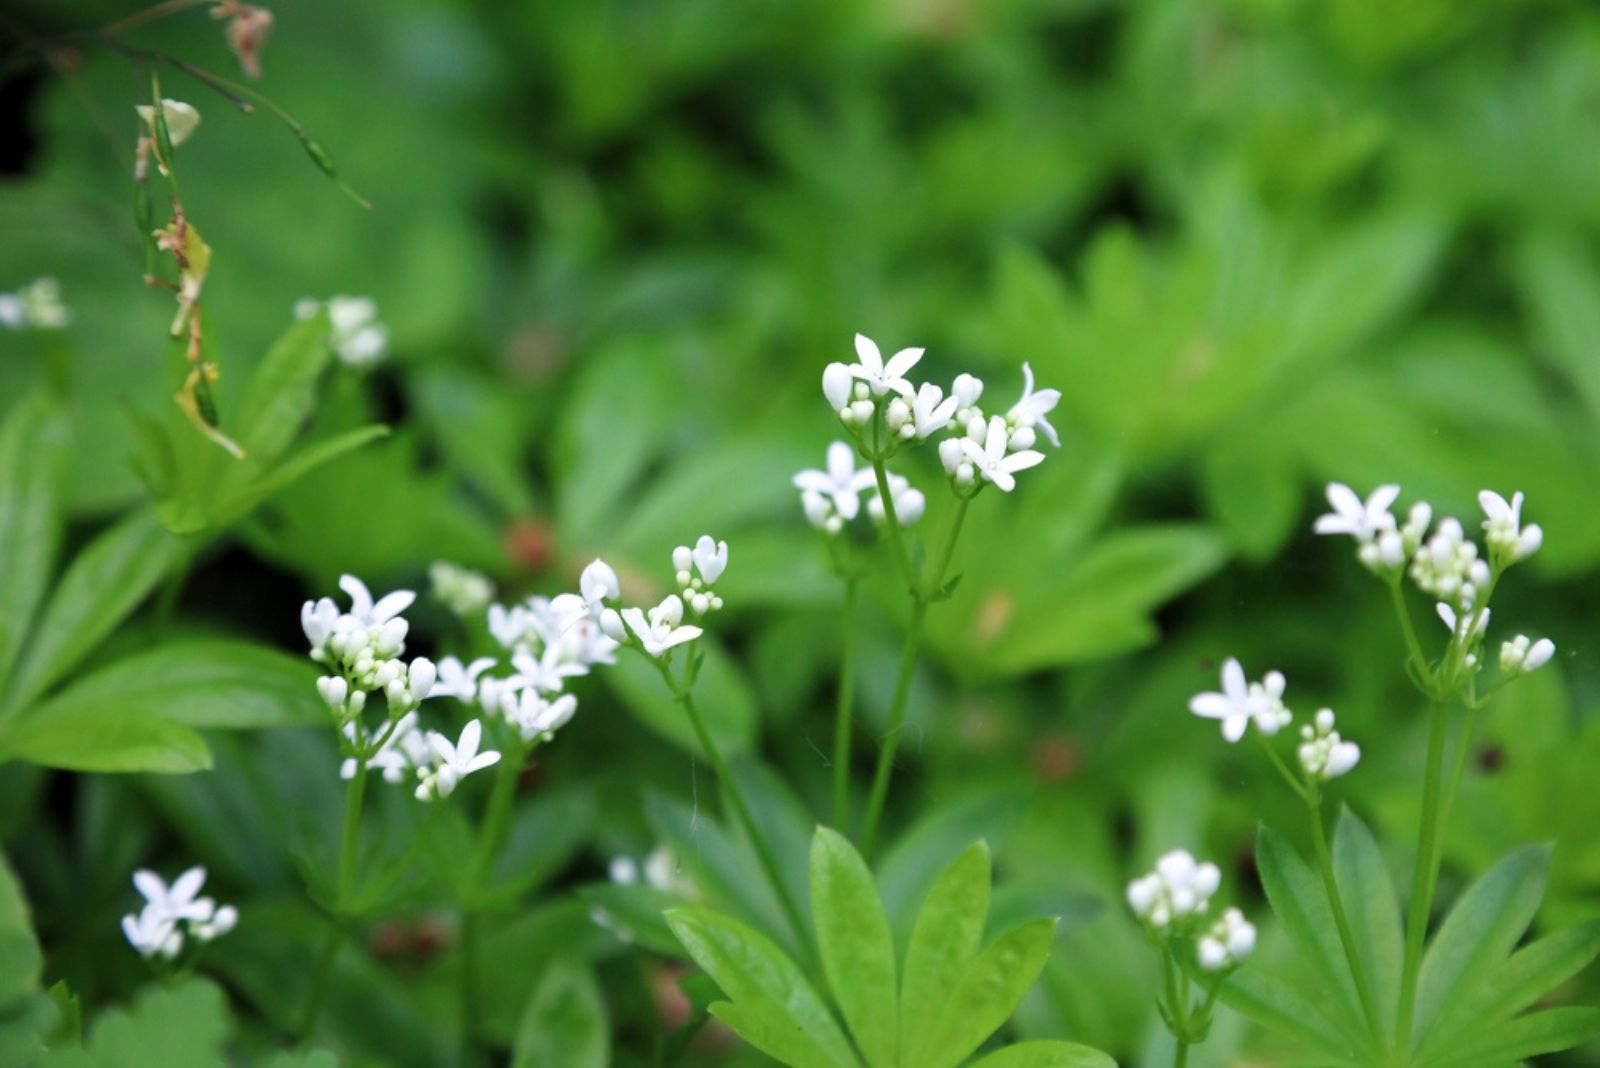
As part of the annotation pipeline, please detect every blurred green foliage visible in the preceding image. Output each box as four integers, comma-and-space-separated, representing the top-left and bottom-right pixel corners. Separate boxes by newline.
3, 0, 1600, 1064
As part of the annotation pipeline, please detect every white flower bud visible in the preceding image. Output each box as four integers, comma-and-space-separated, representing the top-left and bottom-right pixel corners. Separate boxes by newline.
952, 373, 983, 408
822, 363, 853, 411
316, 676, 348, 710
672, 546, 693, 573
1525, 637, 1555, 672
408, 658, 436, 700
938, 438, 964, 475
885, 398, 911, 431
955, 463, 975, 486
1009, 425, 1036, 451
849, 399, 875, 424
897, 489, 926, 525
600, 608, 626, 643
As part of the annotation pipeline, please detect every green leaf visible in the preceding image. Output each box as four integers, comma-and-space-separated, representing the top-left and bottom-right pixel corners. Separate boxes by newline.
665, 907, 859, 1068
0, 707, 210, 775
231, 314, 333, 466
916, 919, 1057, 1068
709, 998, 856, 1068
43, 978, 230, 1068
1255, 825, 1368, 1052
1, 510, 187, 715
512, 959, 609, 1068
900, 841, 990, 1067
1423, 920, 1600, 1058
215, 424, 390, 524
966, 1041, 1117, 1068
1331, 808, 1402, 1046
810, 827, 898, 1068
1414, 844, 1551, 1045
578, 882, 683, 955
1220, 968, 1364, 1062
1420, 1008, 1600, 1068
0, 853, 41, 1008
21, 639, 322, 732
0, 394, 70, 692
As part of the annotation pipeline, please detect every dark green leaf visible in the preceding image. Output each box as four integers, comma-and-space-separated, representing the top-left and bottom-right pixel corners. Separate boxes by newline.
512, 959, 609, 1068
1332, 808, 1402, 1047
0, 394, 69, 692
810, 827, 897, 1068
916, 919, 1056, 1068
900, 841, 989, 1067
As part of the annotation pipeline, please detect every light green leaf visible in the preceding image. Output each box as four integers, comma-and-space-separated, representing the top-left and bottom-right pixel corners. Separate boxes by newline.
966, 1040, 1117, 1068
0, 853, 41, 1008
666, 907, 859, 1068
916, 919, 1056, 1068
577, 882, 683, 955
2, 510, 187, 715
0, 394, 70, 691
1255, 825, 1368, 1052
1332, 808, 1402, 1047
231, 314, 333, 467
42, 978, 230, 1068
215, 424, 390, 524
0, 706, 210, 775
512, 959, 609, 1068
1220, 968, 1363, 1062
21, 639, 321, 731
899, 841, 990, 1068
1420, 1008, 1600, 1068
1414, 844, 1551, 1044
810, 827, 897, 1068
710, 998, 856, 1068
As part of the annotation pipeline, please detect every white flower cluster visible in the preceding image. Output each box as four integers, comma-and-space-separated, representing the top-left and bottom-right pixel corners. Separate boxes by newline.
1187, 658, 1294, 743
1297, 708, 1361, 782
1126, 849, 1255, 972
1316, 484, 1554, 681
121, 866, 236, 960
0, 277, 70, 331
429, 560, 494, 617
595, 538, 730, 658
809, 334, 1060, 522
295, 295, 389, 368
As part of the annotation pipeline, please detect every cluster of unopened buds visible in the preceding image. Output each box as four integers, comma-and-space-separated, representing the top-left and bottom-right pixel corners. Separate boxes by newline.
121, 866, 237, 960
1127, 849, 1255, 973
593, 538, 728, 658
0, 277, 70, 331
295, 294, 390, 368
799, 334, 1061, 532
1297, 708, 1361, 782
429, 560, 494, 617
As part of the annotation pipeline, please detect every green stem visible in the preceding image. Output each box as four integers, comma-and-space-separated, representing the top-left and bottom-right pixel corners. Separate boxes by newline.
465, 735, 526, 902
1307, 794, 1385, 1050
859, 598, 927, 859
832, 578, 860, 833
1254, 731, 1311, 803
870, 454, 917, 595
1387, 579, 1435, 691
1395, 699, 1450, 1053
1435, 709, 1478, 878
677, 684, 810, 954
335, 757, 367, 907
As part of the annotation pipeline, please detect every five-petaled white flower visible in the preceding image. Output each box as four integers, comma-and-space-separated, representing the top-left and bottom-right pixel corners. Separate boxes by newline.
416, 719, 501, 800
615, 595, 703, 657
1008, 363, 1062, 449
1188, 658, 1292, 742
1313, 483, 1400, 542
961, 415, 1044, 492
793, 442, 874, 522
432, 656, 497, 703
1479, 490, 1543, 564
848, 333, 923, 398
338, 574, 416, 627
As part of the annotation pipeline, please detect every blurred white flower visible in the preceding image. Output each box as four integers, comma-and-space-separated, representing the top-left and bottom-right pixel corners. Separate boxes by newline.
1197, 908, 1255, 972
503, 689, 578, 743
867, 470, 925, 526
1435, 603, 1490, 639
1188, 658, 1292, 742
1313, 483, 1399, 543
122, 907, 181, 959
793, 442, 874, 524
1500, 634, 1555, 676
136, 99, 201, 146
122, 865, 236, 959
848, 333, 922, 398
1411, 518, 1489, 610
338, 574, 415, 628
0, 278, 70, 331
961, 415, 1044, 492
1297, 708, 1360, 782
1007, 363, 1061, 448
415, 720, 501, 801
1126, 849, 1221, 930
620, 595, 702, 657
296, 295, 390, 367
341, 712, 422, 783
429, 561, 494, 617
432, 656, 497, 704
1479, 490, 1543, 564
511, 644, 590, 694
910, 382, 958, 439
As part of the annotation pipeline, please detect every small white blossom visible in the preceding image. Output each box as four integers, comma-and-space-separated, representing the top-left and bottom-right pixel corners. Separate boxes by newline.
1313, 483, 1400, 543
793, 442, 874, 524
338, 574, 415, 628
136, 99, 201, 146
122, 865, 236, 959
121, 907, 181, 959
1188, 658, 1292, 742
1007, 363, 1061, 448
553, 558, 622, 627
822, 362, 854, 412
384, 657, 436, 710
341, 711, 423, 783
1127, 849, 1221, 930
867, 471, 925, 526
429, 562, 494, 617
1298, 708, 1360, 781
1479, 490, 1543, 564
910, 383, 958, 440
1197, 908, 1256, 972
1411, 518, 1489, 610
1500, 634, 1555, 676
511, 645, 590, 694
620, 595, 702, 657
848, 333, 922, 398
415, 719, 501, 801
296, 295, 389, 368
503, 689, 578, 743
961, 415, 1044, 493
432, 656, 497, 704
0, 277, 70, 331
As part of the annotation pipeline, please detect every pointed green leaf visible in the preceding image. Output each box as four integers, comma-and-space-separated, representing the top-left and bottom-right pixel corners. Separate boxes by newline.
215, 424, 389, 524
1332, 808, 1402, 1047
1, 510, 187, 715
1421, 1008, 1600, 1068
900, 841, 990, 1066
0, 707, 210, 775
967, 1040, 1117, 1068
1255, 825, 1368, 1051
1220, 967, 1365, 1062
231, 314, 332, 466
0, 394, 69, 693
811, 827, 897, 1068
917, 919, 1056, 1068
512, 959, 608, 1068
666, 907, 859, 1068
711, 998, 857, 1068
1414, 844, 1550, 1043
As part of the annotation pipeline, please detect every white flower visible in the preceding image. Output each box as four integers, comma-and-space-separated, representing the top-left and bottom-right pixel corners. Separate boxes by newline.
133, 866, 214, 923
1479, 490, 1543, 564
0, 278, 70, 331
339, 574, 415, 627
384, 657, 436, 710
1298, 708, 1360, 782
822, 362, 854, 412
910, 383, 958, 439
191, 904, 238, 942
432, 656, 497, 703
1007, 363, 1061, 448
301, 597, 340, 653
136, 99, 201, 146
1313, 483, 1400, 543
429, 562, 494, 617
487, 602, 532, 650
1127, 849, 1221, 930
1500, 634, 1556, 676
692, 535, 728, 585
504, 689, 578, 742
848, 333, 922, 398
122, 865, 236, 958
1197, 908, 1255, 972
621, 595, 703, 657
793, 442, 874, 523
122, 906, 182, 959
297, 295, 389, 367
553, 558, 622, 627
1435, 603, 1490, 639
867, 471, 925, 526
961, 415, 1044, 492
511, 644, 590, 693
1188, 658, 1293, 742
415, 720, 501, 801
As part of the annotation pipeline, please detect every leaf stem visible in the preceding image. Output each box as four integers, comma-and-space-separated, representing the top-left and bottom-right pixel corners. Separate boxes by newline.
1395, 698, 1450, 1053
301, 757, 366, 1038
831, 577, 859, 833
